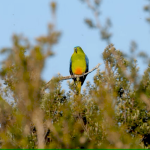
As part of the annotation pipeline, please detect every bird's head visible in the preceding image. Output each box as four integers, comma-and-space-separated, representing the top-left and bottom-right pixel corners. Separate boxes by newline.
74, 46, 84, 54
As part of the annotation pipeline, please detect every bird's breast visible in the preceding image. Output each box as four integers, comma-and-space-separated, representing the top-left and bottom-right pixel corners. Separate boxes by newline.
71, 56, 86, 75
74, 67, 83, 75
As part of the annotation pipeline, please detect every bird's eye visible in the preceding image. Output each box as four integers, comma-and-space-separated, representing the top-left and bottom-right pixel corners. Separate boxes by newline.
75, 48, 77, 53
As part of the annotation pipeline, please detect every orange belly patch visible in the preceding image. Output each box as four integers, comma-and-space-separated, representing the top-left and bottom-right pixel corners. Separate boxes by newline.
74, 67, 83, 75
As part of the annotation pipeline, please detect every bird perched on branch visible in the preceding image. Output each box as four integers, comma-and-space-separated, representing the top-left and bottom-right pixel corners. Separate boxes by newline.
69, 46, 89, 93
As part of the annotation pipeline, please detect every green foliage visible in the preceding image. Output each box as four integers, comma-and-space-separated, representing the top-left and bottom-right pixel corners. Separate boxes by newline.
144, 0, 150, 24
83, 0, 112, 44
0, 1, 150, 149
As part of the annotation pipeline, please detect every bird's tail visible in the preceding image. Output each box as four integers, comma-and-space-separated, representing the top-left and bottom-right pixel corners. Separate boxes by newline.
76, 81, 81, 94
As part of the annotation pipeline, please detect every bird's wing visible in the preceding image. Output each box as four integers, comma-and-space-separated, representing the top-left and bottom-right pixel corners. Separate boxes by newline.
79, 54, 89, 86
69, 58, 73, 75
85, 54, 89, 73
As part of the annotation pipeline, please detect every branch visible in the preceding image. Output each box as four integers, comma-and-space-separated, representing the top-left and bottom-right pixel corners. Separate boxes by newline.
60, 63, 101, 80
41, 63, 101, 94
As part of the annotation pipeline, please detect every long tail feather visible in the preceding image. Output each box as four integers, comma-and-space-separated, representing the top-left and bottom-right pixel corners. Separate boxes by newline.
76, 80, 81, 94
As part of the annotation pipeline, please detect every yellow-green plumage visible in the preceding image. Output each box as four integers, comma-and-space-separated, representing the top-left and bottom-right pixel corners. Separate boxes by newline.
69, 46, 89, 93
71, 49, 86, 74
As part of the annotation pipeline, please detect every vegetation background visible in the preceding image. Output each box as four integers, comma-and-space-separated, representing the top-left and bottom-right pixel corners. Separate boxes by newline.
0, 0, 150, 148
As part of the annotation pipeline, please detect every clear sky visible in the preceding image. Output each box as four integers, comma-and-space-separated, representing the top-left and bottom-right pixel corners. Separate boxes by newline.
0, 0, 150, 92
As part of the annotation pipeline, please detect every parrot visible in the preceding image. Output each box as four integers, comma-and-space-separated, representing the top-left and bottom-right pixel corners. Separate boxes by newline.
69, 46, 89, 93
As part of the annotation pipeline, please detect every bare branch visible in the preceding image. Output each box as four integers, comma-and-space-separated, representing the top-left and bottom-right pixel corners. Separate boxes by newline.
60, 63, 101, 80
41, 63, 101, 94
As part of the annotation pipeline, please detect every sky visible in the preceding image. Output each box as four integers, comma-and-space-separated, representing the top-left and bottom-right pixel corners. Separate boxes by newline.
0, 0, 150, 92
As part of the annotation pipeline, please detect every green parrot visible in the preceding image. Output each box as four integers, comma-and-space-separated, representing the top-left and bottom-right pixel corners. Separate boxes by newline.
69, 46, 89, 93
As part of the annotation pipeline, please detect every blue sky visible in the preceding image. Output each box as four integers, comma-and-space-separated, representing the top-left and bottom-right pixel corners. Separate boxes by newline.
0, 0, 150, 92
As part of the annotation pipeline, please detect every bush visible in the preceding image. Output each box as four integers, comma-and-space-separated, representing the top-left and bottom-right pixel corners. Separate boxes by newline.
0, 1, 150, 149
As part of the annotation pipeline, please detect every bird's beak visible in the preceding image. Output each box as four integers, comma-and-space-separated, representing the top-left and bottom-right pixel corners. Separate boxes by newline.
75, 48, 77, 53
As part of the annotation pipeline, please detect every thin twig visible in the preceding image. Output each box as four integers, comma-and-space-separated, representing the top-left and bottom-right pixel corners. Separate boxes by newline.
41, 63, 101, 94
60, 63, 101, 80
